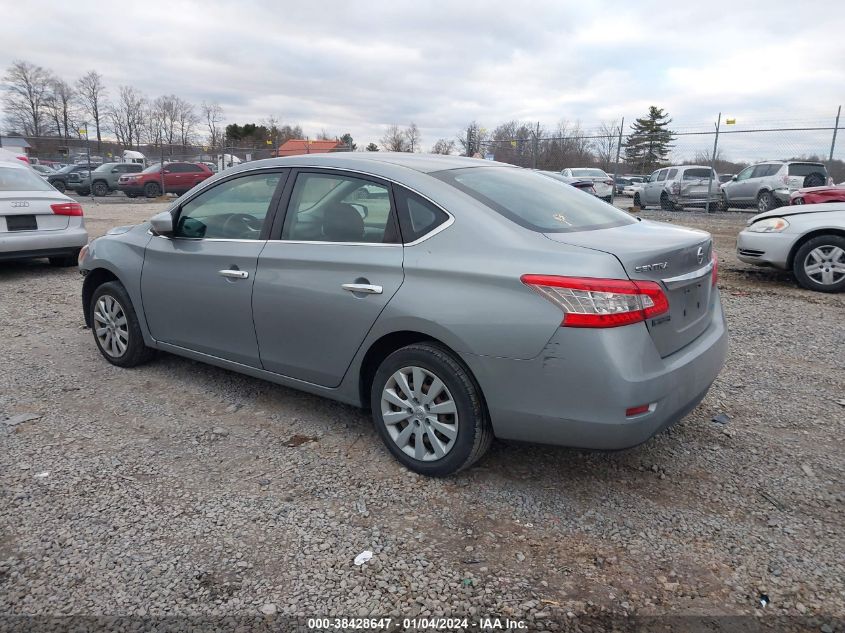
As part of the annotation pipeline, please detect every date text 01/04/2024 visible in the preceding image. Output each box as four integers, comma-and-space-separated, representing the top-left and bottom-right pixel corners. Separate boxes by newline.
306, 617, 527, 630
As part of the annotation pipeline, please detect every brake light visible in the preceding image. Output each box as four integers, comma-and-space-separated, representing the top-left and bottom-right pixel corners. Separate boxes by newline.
521, 275, 669, 328
671, 181, 680, 194
781, 174, 789, 185
712, 250, 718, 287
625, 404, 651, 417
16, 155, 29, 164
604, 179, 614, 185
51, 202, 83, 216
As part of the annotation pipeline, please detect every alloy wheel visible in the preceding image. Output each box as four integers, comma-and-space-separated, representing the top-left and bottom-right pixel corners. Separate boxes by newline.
380, 366, 459, 462
94, 295, 129, 357
758, 192, 772, 213
803, 246, 845, 286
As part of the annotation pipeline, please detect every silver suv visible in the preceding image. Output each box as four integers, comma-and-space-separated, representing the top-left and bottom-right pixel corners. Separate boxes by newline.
720, 161, 829, 213
68, 162, 144, 197
635, 165, 720, 211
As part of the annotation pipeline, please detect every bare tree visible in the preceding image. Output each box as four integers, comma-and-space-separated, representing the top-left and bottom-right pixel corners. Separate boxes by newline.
176, 97, 199, 150
2, 60, 53, 136
404, 122, 421, 152
77, 70, 107, 151
108, 86, 146, 149
592, 120, 620, 171
316, 128, 333, 141
430, 138, 455, 154
380, 124, 407, 152
456, 122, 488, 156
44, 78, 77, 139
201, 101, 224, 150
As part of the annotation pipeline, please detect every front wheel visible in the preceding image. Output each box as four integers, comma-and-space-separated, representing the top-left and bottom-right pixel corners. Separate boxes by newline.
52, 181, 66, 193
90, 281, 155, 366
92, 181, 109, 197
144, 182, 162, 198
792, 235, 845, 292
370, 343, 492, 476
633, 193, 643, 208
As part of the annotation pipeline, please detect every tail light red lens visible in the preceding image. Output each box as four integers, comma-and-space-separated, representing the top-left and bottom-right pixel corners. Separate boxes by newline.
712, 250, 718, 287
625, 404, 651, 417
520, 275, 669, 328
51, 202, 83, 216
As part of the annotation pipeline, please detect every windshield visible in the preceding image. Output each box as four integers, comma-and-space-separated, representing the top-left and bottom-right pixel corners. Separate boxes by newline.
569, 168, 607, 178
433, 167, 636, 233
0, 165, 56, 192
683, 168, 716, 180
788, 163, 828, 177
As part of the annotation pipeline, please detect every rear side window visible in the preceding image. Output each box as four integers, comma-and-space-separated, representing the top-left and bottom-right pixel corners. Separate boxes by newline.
667, 169, 678, 180
683, 168, 715, 180
751, 164, 773, 178
432, 167, 636, 233
393, 188, 449, 243
788, 163, 828, 177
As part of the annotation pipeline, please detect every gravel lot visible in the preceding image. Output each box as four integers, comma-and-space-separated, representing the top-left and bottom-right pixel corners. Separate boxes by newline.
1, 195, 843, 629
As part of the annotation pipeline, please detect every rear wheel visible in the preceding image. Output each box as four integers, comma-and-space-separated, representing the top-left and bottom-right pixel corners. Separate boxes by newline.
52, 181, 66, 193
144, 182, 161, 198
633, 193, 643, 208
793, 196, 804, 205
48, 250, 80, 267
757, 190, 775, 213
90, 281, 155, 367
792, 235, 845, 292
660, 193, 675, 211
92, 181, 109, 197
125, 192, 137, 198
78, 188, 90, 197
370, 343, 492, 476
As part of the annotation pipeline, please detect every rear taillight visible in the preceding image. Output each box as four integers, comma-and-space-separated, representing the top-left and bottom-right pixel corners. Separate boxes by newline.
671, 181, 680, 194
782, 174, 789, 185
51, 202, 83, 216
604, 179, 614, 185
521, 275, 669, 328
712, 250, 718, 287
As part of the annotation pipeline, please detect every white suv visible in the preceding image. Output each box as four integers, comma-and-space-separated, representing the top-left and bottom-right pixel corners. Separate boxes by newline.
720, 161, 829, 213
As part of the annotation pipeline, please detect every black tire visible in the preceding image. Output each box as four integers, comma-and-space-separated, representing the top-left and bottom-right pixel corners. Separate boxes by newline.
370, 343, 493, 476
803, 172, 825, 188
48, 250, 80, 267
792, 234, 845, 293
125, 192, 137, 198
633, 193, 643, 208
144, 182, 162, 198
793, 197, 804, 205
90, 281, 155, 367
660, 193, 675, 211
757, 190, 775, 213
52, 180, 66, 193
78, 188, 90, 197
717, 193, 729, 212
92, 181, 109, 197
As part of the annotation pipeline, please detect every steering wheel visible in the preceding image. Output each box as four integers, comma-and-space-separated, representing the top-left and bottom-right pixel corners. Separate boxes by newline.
221, 213, 262, 239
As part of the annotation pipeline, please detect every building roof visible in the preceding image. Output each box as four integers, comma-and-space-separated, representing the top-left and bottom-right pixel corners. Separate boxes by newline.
0, 136, 31, 149
274, 139, 344, 157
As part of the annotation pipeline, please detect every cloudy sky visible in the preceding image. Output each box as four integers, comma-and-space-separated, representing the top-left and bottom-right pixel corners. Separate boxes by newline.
3, 0, 844, 157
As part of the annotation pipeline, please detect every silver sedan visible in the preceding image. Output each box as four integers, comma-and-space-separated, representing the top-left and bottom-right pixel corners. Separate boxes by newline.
0, 156, 88, 266
736, 202, 845, 292
79, 153, 727, 476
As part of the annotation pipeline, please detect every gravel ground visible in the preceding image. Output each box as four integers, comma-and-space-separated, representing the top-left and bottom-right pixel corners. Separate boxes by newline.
1, 196, 843, 629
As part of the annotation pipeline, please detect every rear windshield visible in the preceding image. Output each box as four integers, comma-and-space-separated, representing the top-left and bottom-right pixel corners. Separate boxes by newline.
0, 165, 55, 192
788, 163, 828, 177
683, 168, 716, 180
433, 167, 636, 233
569, 168, 607, 177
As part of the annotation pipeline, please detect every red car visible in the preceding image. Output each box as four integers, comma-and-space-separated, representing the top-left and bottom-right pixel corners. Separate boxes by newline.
118, 161, 213, 198
790, 184, 845, 205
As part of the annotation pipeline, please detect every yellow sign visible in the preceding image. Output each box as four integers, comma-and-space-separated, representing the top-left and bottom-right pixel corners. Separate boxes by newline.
725, 118, 736, 125
266, 140, 272, 145
78, 128, 87, 134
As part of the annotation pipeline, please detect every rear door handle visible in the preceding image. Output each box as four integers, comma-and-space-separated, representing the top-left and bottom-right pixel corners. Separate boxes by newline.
219, 269, 249, 279
342, 283, 383, 295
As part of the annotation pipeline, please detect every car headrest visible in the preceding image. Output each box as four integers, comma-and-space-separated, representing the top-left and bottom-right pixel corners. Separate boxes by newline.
322, 203, 364, 242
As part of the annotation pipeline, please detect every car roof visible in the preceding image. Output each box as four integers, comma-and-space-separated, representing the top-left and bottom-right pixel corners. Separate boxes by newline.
228, 152, 512, 176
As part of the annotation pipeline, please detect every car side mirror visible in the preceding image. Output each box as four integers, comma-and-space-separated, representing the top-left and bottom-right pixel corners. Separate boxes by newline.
150, 211, 174, 237
111, 168, 119, 173
731, 175, 737, 181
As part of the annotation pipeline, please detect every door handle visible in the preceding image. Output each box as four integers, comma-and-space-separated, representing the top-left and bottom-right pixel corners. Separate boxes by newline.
342, 283, 382, 295
219, 269, 249, 279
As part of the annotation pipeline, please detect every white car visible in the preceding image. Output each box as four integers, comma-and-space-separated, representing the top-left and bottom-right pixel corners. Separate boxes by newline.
0, 154, 88, 266
624, 182, 644, 197
560, 168, 613, 201
736, 202, 845, 292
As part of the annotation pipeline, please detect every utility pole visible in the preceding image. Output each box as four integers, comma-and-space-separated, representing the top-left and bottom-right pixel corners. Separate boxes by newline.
610, 117, 624, 205
532, 121, 540, 169
705, 112, 721, 214
84, 121, 91, 177
830, 105, 841, 162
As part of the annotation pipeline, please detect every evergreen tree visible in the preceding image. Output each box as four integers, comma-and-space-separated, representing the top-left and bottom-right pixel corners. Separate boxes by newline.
365, 142, 379, 152
625, 106, 675, 173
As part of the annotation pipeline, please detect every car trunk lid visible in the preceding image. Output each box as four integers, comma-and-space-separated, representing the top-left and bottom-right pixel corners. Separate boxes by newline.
0, 191, 72, 231
544, 220, 714, 357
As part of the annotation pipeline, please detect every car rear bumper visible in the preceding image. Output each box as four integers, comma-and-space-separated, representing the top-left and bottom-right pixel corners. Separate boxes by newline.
0, 224, 88, 260
735, 230, 795, 268
462, 289, 728, 449
668, 193, 720, 206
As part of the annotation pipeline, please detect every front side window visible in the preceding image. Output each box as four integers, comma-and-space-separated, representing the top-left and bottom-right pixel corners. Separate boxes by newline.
736, 166, 753, 181
282, 172, 398, 243
433, 166, 635, 233
174, 172, 282, 239
656, 170, 668, 182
